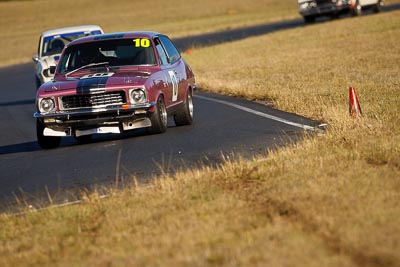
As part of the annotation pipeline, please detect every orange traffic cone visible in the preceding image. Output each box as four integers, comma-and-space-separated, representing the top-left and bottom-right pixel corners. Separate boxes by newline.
349, 86, 362, 118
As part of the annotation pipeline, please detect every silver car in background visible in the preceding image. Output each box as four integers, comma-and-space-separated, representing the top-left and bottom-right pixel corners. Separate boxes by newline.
298, 0, 384, 23
32, 25, 104, 88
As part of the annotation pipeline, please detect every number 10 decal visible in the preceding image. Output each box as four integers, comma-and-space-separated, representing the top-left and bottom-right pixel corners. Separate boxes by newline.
168, 71, 178, 102
133, 38, 150, 47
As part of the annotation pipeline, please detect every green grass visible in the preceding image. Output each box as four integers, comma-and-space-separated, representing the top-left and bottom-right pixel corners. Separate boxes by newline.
1, 0, 400, 266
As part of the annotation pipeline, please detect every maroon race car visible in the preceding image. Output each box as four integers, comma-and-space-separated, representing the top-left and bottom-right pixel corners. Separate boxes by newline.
34, 31, 196, 149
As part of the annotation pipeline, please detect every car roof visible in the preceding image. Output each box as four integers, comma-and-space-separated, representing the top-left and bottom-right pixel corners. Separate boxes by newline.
68, 31, 162, 46
41, 25, 104, 37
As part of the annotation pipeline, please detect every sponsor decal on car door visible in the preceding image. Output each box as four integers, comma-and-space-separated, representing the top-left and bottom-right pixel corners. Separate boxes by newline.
168, 70, 178, 102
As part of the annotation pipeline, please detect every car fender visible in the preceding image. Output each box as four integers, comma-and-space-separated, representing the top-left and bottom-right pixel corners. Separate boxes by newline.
147, 90, 164, 113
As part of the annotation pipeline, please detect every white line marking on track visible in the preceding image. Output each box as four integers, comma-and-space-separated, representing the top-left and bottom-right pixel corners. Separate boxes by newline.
195, 95, 315, 131
9, 96, 316, 215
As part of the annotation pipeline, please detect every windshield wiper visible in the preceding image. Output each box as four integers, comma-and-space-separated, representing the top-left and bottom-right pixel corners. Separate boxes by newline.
65, 62, 109, 77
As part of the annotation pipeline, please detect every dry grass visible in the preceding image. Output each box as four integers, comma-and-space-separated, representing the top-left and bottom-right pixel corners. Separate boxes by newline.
1, 1, 400, 266
0, 0, 298, 67
183, 5, 400, 266
186, 7, 400, 120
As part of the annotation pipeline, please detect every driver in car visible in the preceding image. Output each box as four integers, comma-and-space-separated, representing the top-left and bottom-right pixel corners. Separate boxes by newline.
78, 46, 106, 66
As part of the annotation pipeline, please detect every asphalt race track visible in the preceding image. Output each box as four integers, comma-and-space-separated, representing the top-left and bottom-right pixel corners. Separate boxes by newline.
2, 4, 400, 210
0, 62, 322, 210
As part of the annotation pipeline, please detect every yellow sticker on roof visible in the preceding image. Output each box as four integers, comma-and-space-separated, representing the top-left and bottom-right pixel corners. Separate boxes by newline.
133, 38, 150, 48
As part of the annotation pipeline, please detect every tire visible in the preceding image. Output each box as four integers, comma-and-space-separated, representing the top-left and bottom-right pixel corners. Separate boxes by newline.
36, 119, 61, 149
74, 134, 92, 143
35, 76, 41, 89
148, 95, 168, 134
351, 0, 362, 16
174, 89, 193, 126
373, 0, 383, 13
330, 13, 339, 20
304, 15, 316, 24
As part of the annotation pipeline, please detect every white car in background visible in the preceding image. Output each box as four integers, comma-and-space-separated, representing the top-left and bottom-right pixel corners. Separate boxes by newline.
32, 25, 104, 88
298, 0, 384, 23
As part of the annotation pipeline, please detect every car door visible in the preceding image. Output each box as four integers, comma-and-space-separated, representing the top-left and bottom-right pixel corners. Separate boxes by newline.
156, 35, 187, 108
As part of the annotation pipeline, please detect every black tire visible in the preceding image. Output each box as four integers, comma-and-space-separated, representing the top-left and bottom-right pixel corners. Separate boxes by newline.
330, 13, 340, 20
148, 95, 168, 134
373, 0, 383, 13
174, 89, 193, 126
304, 15, 316, 24
74, 134, 93, 143
36, 119, 61, 149
35, 76, 41, 89
351, 0, 362, 16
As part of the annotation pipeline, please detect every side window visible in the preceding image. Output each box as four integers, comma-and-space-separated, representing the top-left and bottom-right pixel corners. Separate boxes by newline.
159, 36, 180, 64
154, 38, 168, 66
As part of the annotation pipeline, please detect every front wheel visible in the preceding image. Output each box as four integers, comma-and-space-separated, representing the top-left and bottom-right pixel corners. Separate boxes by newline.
35, 76, 41, 90
148, 95, 168, 134
174, 89, 193, 126
303, 15, 316, 24
373, 0, 383, 13
351, 0, 362, 16
36, 119, 61, 149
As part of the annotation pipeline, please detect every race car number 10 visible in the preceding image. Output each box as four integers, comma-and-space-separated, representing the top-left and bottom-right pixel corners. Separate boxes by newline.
133, 38, 150, 48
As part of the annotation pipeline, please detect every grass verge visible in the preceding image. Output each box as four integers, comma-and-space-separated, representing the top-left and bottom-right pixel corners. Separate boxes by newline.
0, 0, 298, 67
1, 1, 400, 266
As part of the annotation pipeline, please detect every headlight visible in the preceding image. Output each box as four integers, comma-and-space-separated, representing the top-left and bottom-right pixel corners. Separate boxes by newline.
42, 68, 52, 78
300, 2, 309, 9
129, 88, 147, 105
39, 98, 55, 113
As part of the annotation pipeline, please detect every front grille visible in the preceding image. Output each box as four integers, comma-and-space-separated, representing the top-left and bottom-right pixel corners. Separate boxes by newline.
60, 91, 126, 110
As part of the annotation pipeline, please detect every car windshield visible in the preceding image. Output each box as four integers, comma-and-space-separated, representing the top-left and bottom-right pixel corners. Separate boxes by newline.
41, 30, 102, 57
58, 38, 157, 74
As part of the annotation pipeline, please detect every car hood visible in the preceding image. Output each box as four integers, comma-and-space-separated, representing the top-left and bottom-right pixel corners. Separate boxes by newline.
44, 70, 152, 93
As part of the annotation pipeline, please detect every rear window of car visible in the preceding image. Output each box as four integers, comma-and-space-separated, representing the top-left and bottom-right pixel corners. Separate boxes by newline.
41, 31, 102, 57
58, 38, 157, 73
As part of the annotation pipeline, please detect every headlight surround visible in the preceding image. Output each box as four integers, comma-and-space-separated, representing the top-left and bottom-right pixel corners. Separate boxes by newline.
300, 2, 308, 9
129, 88, 147, 105
42, 68, 52, 78
38, 97, 56, 113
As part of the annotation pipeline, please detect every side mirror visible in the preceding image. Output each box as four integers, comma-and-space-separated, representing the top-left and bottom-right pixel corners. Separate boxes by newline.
49, 66, 56, 75
32, 55, 39, 62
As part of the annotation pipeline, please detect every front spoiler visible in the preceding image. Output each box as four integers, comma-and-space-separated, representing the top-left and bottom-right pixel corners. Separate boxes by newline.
299, 3, 351, 16
34, 102, 154, 120
34, 103, 155, 136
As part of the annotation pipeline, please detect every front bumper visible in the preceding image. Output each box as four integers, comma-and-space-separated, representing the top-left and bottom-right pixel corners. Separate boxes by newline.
299, 2, 351, 16
34, 103, 155, 136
